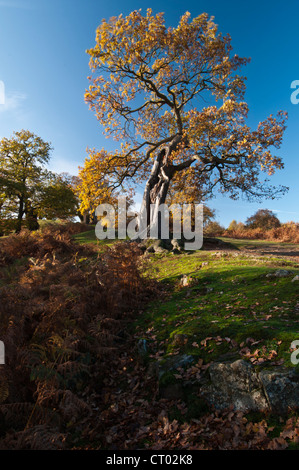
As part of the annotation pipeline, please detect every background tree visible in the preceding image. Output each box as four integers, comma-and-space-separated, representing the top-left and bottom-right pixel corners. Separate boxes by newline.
0, 130, 52, 232
245, 209, 281, 230
77, 152, 134, 225
0, 131, 79, 233
85, 9, 288, 237
204, 220, 225, 237
37, 172, 79, 221
227, 219, 238, 231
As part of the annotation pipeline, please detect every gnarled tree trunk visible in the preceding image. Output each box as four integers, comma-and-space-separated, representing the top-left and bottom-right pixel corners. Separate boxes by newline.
139, 135, 184, 239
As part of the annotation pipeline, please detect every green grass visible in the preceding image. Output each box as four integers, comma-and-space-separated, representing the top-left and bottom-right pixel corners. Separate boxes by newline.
72, 233, 299, 368
72, 227, 116, 247
72, 227, 130, 249
70, 233, 299, 370
135, 249, 299, 367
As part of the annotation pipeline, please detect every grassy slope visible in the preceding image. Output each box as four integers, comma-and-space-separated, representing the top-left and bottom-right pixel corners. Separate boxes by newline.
73, 230, 299, 368
72, 227, 115, 247
135, 250, 299, 368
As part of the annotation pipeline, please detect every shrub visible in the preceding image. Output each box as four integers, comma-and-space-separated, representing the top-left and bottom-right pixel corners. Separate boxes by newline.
0, 231, 154, 449
245, 209, 281, 230
223, 221, 299, 243
204, 221, 225, 237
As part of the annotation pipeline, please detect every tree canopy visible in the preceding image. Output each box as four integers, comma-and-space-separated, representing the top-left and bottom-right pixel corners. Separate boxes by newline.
84, 9, 288, 227
0, 130, 78, 232
245, 209, 281, 230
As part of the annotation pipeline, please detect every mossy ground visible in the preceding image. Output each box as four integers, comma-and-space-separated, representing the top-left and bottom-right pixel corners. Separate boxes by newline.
72, 231, 299, 368
135, 249, 299, 367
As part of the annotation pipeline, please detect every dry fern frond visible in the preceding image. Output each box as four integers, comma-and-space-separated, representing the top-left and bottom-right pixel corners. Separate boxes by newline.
0, 376, 9, 404
0, 424, 66, 450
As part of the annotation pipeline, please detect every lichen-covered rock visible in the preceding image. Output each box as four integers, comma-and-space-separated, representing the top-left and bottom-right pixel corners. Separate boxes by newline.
151, 353, 299, 413
171, 239, 182, 251
200, 360, 269, 412
266, 269, 294, 278
200, 359, 299, 414
259, 368, 299, 414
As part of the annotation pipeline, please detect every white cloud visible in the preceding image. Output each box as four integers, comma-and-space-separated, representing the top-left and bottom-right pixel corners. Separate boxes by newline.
0, 91, 27, 114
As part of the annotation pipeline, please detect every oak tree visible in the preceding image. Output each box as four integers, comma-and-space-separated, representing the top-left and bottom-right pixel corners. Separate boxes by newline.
0, 130, 52, 232
85, 9, 288, 236
245, 209, 281, 230
37, 172, 79, 221
0, 131, 79, 231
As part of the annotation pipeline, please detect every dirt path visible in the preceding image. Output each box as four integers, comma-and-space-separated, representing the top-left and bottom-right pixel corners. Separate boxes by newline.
240, 243, 299, 261
203, 237, 299, 262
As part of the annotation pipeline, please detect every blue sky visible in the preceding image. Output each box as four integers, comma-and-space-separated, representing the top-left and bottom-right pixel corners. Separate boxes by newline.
0, 0, 298, 227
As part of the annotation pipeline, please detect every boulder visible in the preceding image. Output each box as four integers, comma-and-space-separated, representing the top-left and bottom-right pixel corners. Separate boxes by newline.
259, 368, 299, 414
150, 354, 299, 413
200, 359, 299, 414
200, 360, 268, 412
154, 246, 169, 254
274, 269, 294, 278
266, 269, 294, 279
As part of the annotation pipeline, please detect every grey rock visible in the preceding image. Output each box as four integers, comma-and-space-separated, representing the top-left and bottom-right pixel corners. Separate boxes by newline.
275, 269, 294, 277
171, 239, 182, 250
260, 368, 299, 414
200, 360, 268, 412
154, 246, 168, 254
199, 359, 299, 414
266, 269, 294, 278
157, 354, 195, 399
